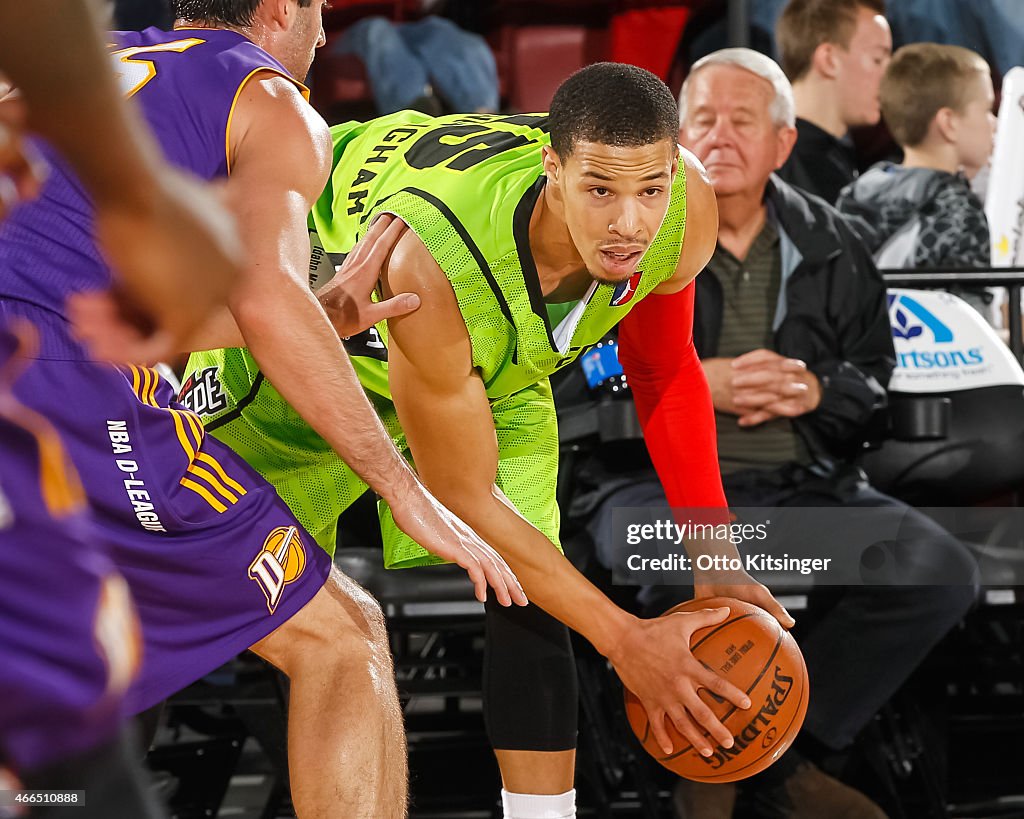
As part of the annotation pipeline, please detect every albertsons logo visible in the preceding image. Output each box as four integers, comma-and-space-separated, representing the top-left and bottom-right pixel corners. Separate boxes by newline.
888, 293, 983, 369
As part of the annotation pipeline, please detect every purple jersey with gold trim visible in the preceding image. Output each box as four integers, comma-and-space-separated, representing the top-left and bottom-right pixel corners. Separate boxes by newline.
0, 26, 330, 736
0, 27, 301, 358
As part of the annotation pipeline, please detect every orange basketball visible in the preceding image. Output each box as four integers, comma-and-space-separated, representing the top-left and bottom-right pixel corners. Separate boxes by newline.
624, 596, 809, 783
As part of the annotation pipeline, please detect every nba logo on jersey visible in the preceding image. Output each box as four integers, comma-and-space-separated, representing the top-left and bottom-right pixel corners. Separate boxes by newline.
610, 272, 643, 307
249, 526, 307, 614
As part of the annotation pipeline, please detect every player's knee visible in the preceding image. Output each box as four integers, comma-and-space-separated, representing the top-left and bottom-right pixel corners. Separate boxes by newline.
482, 598, 578, 751
253, 567, 390, 676
326, 567, 390, 649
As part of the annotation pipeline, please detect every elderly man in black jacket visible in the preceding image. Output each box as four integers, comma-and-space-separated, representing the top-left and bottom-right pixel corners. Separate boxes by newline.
597, 48, 977, 819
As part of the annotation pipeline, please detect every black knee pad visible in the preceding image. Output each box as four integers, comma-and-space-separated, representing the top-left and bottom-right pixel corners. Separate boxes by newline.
482, 598, 578, 751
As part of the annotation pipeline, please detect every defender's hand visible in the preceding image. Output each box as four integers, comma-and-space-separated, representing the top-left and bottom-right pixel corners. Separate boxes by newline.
608, 608, 752, 757
319, 214, 421, 338
389, 481, 528, 609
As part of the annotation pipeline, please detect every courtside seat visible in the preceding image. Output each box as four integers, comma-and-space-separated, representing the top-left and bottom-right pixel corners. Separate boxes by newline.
488, 0, 611, 112
861, 289, 1024, 592
863, 289, 1024, 506
309, 51, 375, 121
494, 24, 609, 112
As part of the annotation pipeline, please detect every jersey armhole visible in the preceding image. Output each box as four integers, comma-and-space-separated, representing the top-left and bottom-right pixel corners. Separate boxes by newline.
224, 68, 310, 175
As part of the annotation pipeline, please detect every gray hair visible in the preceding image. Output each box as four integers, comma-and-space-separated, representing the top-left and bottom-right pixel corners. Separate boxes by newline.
679, 48, 796, 128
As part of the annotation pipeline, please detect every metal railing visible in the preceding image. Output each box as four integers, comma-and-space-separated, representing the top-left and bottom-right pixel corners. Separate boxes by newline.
727, 0, 750, 48
881, 267, 1024, 363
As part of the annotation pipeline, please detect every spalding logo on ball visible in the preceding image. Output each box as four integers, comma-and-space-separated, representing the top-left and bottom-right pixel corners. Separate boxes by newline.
624, 597, 809, 783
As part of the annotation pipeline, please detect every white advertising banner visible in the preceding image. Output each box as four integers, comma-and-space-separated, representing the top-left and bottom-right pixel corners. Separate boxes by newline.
888, 289, 1024, 392
986, 66, 1024, 266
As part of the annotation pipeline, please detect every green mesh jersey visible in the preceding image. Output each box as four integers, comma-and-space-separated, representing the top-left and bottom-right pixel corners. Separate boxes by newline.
185, 111, 687, 567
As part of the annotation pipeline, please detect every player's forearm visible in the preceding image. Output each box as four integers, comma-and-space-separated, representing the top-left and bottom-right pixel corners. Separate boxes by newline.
438, 482, 635, 657
183, 305, 246, 353
0, 1, 163, 209
232, 287, 418, 500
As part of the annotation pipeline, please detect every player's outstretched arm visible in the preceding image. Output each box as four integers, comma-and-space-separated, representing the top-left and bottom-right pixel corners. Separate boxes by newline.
384, 229, 753, 757
1, 1, 242, 361
211, 74, 524, 608
618, 151, 794, 629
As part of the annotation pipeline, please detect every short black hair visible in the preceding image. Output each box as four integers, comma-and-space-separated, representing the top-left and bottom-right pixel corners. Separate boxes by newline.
171, 0, 311, 27
547, 62, 678, 158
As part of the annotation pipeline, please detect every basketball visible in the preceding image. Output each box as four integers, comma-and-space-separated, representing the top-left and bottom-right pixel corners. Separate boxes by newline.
624, 597, 809, 783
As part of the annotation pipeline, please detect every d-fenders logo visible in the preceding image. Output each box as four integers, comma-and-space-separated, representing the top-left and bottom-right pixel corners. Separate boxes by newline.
249, 526, 307, 614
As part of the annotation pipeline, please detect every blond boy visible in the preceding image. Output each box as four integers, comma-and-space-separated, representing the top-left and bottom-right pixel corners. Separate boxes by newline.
838, 43, 996, 313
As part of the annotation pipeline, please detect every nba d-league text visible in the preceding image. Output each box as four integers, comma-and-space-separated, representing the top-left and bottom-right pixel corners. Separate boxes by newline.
624, 518, 832, 576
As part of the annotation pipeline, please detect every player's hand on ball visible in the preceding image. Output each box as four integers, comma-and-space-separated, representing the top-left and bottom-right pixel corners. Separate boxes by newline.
694, 571, 796, 629
319, 214, 421, 338
390, 480, 528, 608
608, 608, 752, 757
70, 167, 243, 364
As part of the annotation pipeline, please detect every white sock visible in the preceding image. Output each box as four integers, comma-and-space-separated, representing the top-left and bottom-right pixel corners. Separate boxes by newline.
501, 788, 577, 819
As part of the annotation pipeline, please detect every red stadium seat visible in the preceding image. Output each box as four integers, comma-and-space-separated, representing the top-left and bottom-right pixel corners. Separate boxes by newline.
496, 24, 609, 112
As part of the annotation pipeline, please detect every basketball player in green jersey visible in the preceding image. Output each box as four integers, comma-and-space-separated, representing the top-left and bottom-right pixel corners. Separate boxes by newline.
189, 63, 792, 817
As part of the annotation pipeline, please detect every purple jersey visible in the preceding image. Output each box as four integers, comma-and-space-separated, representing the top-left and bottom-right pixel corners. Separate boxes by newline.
0, 27, 302, 358
0, 323, 140, 772
0, 27, 329, 741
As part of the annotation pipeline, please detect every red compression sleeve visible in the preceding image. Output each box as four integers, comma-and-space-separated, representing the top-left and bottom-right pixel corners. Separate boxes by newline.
618, 283, 728, 510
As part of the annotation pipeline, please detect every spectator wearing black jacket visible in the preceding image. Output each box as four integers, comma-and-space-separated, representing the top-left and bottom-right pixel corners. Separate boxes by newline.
774, 0, 892, 203
592, 48, 977, 819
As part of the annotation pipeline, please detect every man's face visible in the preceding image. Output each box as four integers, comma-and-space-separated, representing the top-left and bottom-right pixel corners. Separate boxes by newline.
278, 0, 328, 80
834, 6, 892, 128
546, 139, 678, 285
680, 65, 795, 199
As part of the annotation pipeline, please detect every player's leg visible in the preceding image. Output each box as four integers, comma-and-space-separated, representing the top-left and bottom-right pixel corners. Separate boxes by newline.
250, 566, 407, 819
486, 598, 578, 815
381, 379, 578, 817
488, 382, 578, 817
0, 323, 164, 819
235, 404, 408, 816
